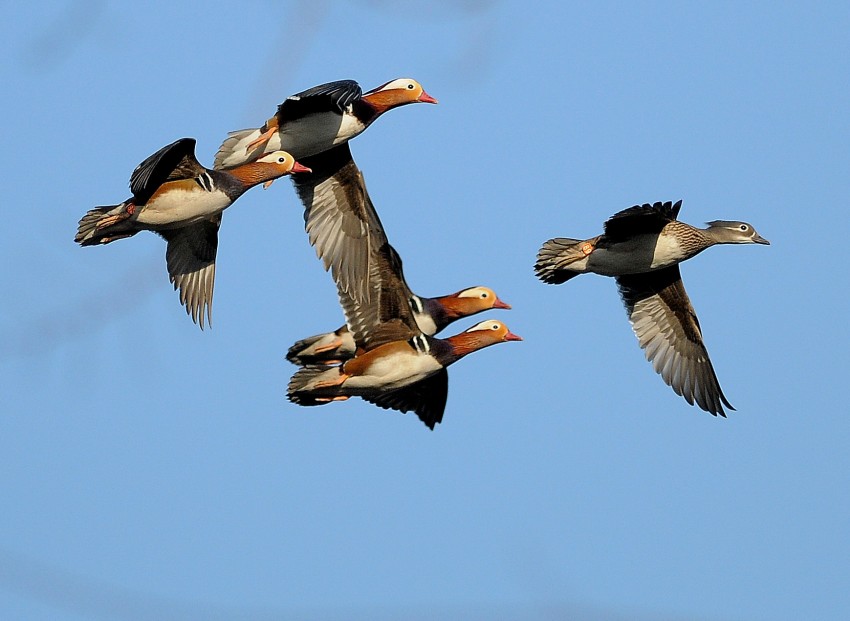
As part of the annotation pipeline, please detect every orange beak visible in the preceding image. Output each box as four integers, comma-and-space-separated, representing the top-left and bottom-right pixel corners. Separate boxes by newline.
504, 331, 522, 342
493, 298, 511, 310
418, 90, 438, 104
292, 162, 312, 174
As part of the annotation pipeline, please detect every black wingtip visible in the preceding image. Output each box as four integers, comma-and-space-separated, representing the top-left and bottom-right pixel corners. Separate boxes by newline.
671, 199, 683, 219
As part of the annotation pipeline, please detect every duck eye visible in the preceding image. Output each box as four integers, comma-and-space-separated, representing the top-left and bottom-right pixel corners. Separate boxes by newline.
481, 292, 488, 298
278, 157, 286, 163
407, 83, 414, 89
491, 324, 499, 330
740, 224, 748, 231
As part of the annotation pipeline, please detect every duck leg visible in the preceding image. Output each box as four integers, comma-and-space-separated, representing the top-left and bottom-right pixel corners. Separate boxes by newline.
98, 232, 138, 244
313, 370, 350, 390
244, 117, 279, 154
579, 237, 598, 256
312, 337, 344, 355
556, 235, 601, 265
94, 203, 137, 231
311, 371, 350, 402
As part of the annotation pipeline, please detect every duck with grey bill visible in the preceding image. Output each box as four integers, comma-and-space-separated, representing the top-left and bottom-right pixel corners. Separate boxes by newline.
534, 200, 769, 416
75, 138, 310, 329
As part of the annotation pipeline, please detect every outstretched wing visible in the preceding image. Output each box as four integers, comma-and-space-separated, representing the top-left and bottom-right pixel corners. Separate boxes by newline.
616, 265, 734, 416
158, 214, 220, 330
603, 200, 682, 242
278, 79, 362, 117
129, 138, 205, 204
292, 142, 420, 351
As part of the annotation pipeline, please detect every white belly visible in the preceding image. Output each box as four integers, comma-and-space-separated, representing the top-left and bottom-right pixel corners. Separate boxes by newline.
346, 351, 442, 393
137, 188, 230, 228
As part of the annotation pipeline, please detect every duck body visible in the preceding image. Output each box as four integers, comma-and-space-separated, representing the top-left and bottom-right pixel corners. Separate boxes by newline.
555, 227, 708, 278
535, 200, 769, 416
80, 172, 246, 238
214, 78, 437, 169
77, 139, 307, 242
288, 321, 521, 429
286, 286, 511, 366
292, 338, 447, 400
126, 171, 249, 229
75, 172, 243, 246
75, 138, 308, 328
534, 202, 759, 283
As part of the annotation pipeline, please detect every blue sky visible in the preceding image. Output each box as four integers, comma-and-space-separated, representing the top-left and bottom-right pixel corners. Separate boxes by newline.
1, 2, 848, 619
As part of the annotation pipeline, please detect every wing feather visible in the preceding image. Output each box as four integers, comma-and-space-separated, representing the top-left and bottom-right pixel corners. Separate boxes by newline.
616, 265, 734, 416
279, 80, 362, 117
604, 200, 682, 242
129, 138, 204, 203
292, 143, 419, 351
158, 215, 220, 329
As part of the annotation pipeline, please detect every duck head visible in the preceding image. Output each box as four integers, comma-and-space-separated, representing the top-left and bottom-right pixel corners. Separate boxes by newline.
237, 150, 311, 188
438, 286, 511, 319
447, 319, 522, 357
362, 78, 438, 112
705, 221, 770, 245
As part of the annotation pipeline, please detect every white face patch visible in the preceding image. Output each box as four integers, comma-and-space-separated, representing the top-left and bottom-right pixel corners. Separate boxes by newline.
379, 78, 418, 92
458, 287, 492, 301
466, 320, 503, 333
257, 151, 293, 167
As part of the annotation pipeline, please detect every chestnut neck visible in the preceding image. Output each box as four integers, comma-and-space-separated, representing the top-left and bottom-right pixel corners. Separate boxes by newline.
227, 161, 284, 189
443, 330, 499, 359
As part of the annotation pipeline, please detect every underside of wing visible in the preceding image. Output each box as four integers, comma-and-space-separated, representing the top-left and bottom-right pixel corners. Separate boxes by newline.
158, 215, 220, 330
616, 265, 734, 416
292, 143, 420, 350
293, 143, 383, 301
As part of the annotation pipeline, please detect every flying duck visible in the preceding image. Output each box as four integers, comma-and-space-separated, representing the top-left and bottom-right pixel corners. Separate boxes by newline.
75, 137, 310, 329
213, 78, 437, 170
286, 142, 520, 428
288, 319, 521, 429
286, 286, 512, 366
534, 200, 769, 416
